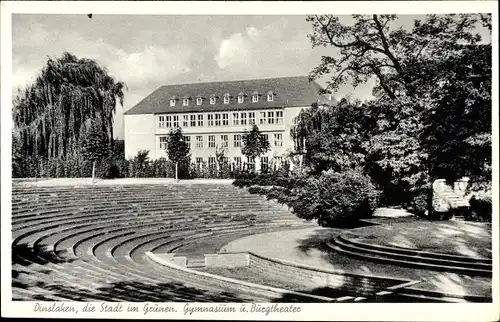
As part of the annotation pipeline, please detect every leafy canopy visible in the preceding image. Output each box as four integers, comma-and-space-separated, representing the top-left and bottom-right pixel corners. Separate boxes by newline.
80, 120, 110, 162
241, 125, 270, 161
166, 127, 190, 163
306, 14, 491, 189
13, 52, 126, 162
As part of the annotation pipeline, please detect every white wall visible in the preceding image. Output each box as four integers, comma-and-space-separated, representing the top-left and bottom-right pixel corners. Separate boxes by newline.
125, 105, 309, 163
124, 114, 156, 159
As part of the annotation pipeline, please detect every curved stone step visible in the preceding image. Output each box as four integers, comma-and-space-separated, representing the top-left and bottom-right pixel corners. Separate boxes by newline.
328, 238, 491, 277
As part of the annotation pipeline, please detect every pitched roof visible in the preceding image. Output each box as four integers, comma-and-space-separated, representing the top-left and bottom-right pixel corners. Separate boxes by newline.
124, 76, 336, 115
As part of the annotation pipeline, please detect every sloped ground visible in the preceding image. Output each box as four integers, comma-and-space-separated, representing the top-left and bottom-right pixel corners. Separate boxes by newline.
221, 219, 492, 297
350, 217, 491, 259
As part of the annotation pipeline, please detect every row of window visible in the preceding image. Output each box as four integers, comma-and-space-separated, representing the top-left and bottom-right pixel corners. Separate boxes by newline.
195, 156, 285, 171
171, 93, 275, 107
159, 133, 283, 149
158, 111, 284, 128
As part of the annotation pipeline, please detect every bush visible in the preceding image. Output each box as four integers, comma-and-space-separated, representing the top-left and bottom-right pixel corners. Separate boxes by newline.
406, 188, 431, 217
104, 163, 121, 179
232, 168, 307, 189
466, 195, 492, 222
288, 169, 380, 226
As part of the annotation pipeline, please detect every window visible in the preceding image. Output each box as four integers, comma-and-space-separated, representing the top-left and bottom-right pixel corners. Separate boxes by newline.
261, 156, 269, 172
215, 113, 221, 126
184, 136, 191, 148
221, 135, 228, 148
248, 112, 255, 125
166, 115, 172, 128
267, 94, 273, 102
183, 115, 189, 127
196, 157, 203, 168
233, 113, 239, 125
159, 136, 168, 149
234, 157, 242, 167
240, 113, 247, 125
173, 115, 179, 127
183, 98, 189, 106
260, 111, 267, 125
158, 116, 165, 128
233, 134, 241, 148
274, 133, 283, 147
208, 157, 216, 170
210, 97, 216, 105
276, 111, 283, 124
252, 95, 259, 103
170, 99, 176, 107
190, 114, 196, 127
268, 111, 274, 124
208, 135, 215, 148
292, 116, 298, 125
223, 94, 230, 104
274, 156, 283, 169
196, 136, 203, 148
262, 134, 269, 143
222, 113, 229, 126
246, 156, 255, 171
197, 114, 204, 127
196, 97, 203, 106
238, 95, 244, 104
208, 114, 214, 127
208, 157, 217, 170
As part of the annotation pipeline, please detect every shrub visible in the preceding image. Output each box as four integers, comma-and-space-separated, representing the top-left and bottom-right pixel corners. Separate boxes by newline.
104, 163, 121, 179
406, 188, 431, 217
232, 169, 307, 189
466, 195, 492, 222
266, 169, 381, 227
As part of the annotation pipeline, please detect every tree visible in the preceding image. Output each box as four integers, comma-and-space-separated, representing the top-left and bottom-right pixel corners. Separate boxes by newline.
166, 127, 190, 180
12, 52, 125, 175
419, 44, 492, 185
241, 125, 270, 172
215, 145, 229, 177
307, 14, 492, 202
290, 102, 369, 175
307, 14, 489, 100
80, 120, 110, 182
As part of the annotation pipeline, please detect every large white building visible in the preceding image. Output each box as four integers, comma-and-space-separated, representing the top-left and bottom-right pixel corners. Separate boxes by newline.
124, 76, 334, 170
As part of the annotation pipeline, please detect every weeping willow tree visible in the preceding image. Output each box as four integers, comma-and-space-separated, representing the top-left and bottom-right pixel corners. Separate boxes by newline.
12, 52, 125, 177
290, 101, 370, 175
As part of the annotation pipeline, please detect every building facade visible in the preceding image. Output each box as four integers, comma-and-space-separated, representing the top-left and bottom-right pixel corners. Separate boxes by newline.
124, 76, 334, 170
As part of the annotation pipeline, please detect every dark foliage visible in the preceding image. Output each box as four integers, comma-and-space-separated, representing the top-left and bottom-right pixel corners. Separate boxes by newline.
465, 195, 492, 222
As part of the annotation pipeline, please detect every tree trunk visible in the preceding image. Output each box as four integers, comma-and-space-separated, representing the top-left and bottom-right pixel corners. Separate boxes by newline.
175, 162, 179, 182
92, 161, 96, 183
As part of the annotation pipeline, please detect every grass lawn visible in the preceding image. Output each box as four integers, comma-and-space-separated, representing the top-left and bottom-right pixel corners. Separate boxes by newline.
200, 267, 349, 298
221, 222, 492, 297
349, 217, 491, 259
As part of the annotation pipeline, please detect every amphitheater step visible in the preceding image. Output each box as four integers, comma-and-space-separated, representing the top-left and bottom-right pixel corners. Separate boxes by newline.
329, 236, 491, 276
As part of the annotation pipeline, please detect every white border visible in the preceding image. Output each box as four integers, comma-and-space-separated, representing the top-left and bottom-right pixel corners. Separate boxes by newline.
1, 1, 498, 321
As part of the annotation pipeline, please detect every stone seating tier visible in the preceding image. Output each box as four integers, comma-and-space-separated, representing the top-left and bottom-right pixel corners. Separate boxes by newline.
11, 184, 313, 302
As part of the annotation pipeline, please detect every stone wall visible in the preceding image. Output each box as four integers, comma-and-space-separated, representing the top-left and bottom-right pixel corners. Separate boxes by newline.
204, 253, 249, 267
248, 253, 413, 297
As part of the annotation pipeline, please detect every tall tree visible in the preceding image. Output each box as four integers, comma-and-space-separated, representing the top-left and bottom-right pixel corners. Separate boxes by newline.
80, 119, 110, 181
307, 14, 489, 100
305, 14, 491, 210
290, 102, 369, 175
166, 127, 190, 180
241, 125, 270, 172
13, 52, 125, 166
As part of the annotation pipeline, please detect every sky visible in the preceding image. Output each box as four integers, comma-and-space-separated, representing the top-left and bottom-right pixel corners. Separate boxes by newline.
12, 14, 490, 139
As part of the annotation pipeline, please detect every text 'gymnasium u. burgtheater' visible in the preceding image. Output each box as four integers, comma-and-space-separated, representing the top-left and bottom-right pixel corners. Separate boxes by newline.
124, 76, 335, 169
